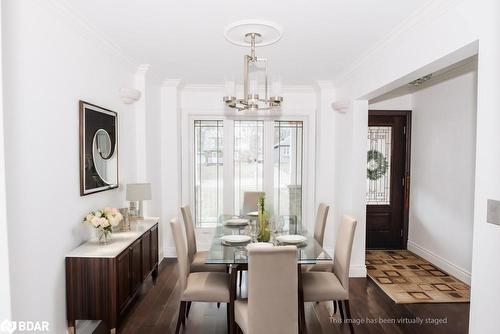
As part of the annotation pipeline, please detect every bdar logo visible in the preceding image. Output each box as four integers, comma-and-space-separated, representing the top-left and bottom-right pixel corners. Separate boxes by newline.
0, 320, 16, 334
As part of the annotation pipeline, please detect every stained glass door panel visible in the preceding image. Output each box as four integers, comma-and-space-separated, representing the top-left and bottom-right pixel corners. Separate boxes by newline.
367, 126, 392, 205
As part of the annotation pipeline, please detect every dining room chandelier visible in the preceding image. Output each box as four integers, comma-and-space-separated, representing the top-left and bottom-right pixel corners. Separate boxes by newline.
223, 20, 284, 112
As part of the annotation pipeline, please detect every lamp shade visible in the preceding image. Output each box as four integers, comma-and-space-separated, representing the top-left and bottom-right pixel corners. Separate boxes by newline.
126, 183, 152, 201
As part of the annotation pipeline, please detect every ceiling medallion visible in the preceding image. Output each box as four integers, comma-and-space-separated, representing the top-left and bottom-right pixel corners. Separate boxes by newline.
223, 20, 284, 112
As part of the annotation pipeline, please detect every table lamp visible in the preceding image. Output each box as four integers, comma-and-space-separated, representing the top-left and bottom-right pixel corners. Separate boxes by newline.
126, 183, 152, 218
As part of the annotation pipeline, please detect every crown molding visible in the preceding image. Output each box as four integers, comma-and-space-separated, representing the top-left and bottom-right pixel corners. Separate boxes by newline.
314, 80, 335, 90
333, 0, 461, 87
181, 83, 315, 94
39, 0, 139, 70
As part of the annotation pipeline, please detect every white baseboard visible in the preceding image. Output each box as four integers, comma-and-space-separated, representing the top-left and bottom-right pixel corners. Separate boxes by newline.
163, 246, 176, 258
407, 240, 471, 284
322, 247, 366, 277
349, 264, 367, 277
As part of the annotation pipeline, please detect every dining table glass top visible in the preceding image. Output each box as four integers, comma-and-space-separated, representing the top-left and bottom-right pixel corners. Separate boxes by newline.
205, 214, 332, 265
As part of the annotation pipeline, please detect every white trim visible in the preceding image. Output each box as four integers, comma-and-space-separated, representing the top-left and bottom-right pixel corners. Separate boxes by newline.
182, 84, 315, 94
163, 246, 177, 258
349, 265, 367, 278
407, 240, 471, 284
323, 247, 367, 278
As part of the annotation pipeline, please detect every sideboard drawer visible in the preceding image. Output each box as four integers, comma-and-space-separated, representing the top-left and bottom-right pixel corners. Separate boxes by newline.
117, 249, 131, 312
130, 239, 142, 295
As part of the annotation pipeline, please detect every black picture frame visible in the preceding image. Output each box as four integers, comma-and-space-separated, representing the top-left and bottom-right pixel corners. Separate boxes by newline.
79, 100, 119, 196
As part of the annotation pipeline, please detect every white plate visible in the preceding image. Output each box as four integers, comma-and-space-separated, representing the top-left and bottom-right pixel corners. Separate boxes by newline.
246, 211, 259, 216
276, 235, 307, 245
224, 218, 249, 226
221, 235, 252, 245
246, 242, 273, 250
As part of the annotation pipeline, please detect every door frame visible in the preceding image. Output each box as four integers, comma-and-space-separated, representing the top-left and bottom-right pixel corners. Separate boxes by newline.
368, 110, 412, 249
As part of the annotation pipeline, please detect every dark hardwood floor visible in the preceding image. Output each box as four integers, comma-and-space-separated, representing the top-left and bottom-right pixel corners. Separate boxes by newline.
99, 258, 469, 334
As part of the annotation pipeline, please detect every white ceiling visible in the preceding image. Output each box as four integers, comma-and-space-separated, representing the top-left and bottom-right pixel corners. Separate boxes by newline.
60, 0, 428, 85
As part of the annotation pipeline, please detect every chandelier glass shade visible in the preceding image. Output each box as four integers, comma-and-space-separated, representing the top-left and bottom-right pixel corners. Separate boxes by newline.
223, 32, 283, 112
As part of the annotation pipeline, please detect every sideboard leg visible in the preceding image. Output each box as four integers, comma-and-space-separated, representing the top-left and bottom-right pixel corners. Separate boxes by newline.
67, 320, 75, 334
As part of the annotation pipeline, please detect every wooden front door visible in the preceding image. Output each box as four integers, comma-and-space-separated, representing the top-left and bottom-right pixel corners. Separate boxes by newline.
366, 110, 411, 249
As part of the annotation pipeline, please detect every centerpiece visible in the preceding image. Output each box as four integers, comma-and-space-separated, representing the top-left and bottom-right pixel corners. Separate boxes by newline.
82, 207, 123, 244
257, 194, 271, 242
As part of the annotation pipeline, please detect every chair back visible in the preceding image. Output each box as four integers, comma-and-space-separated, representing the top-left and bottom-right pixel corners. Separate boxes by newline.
170, 217, 189, 293
181, 205, 197, 262
247, 245, 298, 334
242, 191, 265, 215
332, 215, 357, 292
313, 203, 330, 247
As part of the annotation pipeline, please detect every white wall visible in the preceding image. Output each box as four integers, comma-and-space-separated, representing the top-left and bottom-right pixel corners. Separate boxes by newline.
3, 1, 138, 332
0, 1, 12, 322
333, 0, 499, 332
408, 60, 477, 284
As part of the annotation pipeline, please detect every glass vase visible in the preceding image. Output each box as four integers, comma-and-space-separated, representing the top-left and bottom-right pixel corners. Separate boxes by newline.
257, 214, 271, 242
96, 229, 111, 245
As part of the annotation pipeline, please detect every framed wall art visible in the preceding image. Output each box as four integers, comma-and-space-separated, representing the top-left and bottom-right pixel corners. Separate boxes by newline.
79, 100, 118, 196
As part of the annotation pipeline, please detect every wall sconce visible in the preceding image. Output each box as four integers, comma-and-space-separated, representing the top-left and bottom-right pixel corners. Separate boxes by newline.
331, 100, 350, 113
119, 88, 142, 104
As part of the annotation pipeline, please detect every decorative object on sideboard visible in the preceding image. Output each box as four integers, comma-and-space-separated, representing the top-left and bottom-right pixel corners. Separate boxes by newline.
119, 87, 142, 104
126, 183, 152, 218
257, 193, 271, 242
79, 101, 119, 196
82, 208, 123, 244
119, 207, 131, 231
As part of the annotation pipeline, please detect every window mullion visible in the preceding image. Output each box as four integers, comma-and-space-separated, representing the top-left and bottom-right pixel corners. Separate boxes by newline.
263, 120, 274, 215
223, 119, 234, 216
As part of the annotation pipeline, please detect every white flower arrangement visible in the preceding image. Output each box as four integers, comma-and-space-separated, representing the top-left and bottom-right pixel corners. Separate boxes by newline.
83, 207, 123, 243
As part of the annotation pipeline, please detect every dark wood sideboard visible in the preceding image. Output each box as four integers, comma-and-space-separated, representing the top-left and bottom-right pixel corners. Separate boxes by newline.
66, 218, 159, 334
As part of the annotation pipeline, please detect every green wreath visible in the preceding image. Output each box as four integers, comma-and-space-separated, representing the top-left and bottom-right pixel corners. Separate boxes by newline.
367, 149, 388, 181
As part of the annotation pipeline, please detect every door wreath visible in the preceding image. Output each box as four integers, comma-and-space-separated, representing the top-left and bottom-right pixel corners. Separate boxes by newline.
367, 149, 388, 181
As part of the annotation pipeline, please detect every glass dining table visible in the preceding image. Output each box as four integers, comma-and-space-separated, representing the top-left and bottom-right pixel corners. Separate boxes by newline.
205, 214, 331, 334
205, 214, 332, 265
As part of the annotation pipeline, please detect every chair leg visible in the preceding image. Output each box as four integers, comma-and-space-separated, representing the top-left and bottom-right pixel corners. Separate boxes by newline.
343, 300, 354, 333
175, 301, 186, 334
338, 299, 345, 322
333, 300, 337, 314
186, 301, 192, 318
239, 271, 243, 287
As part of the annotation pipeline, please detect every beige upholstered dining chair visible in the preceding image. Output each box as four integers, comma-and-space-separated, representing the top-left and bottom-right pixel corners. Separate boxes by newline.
303, 203, 332, 272
313, 203, 330, 247
235, 245, 298, 334
241, 191, 265, 215
170, 218, 231, 334
301, 215, 357, 332
181, 205, 226, 273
